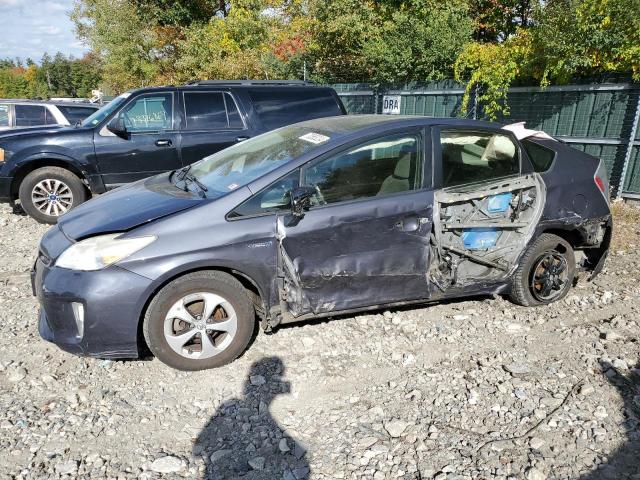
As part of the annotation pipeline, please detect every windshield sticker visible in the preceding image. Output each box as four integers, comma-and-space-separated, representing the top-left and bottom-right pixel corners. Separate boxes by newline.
227, 183, 240, 190
299, 132, 330, 144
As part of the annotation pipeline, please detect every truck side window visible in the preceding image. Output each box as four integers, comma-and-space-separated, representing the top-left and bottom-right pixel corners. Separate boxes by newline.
0, 104, 8, 127
120, 93, 173, 132
15, 105, 46, 127
184, 92, 244, 130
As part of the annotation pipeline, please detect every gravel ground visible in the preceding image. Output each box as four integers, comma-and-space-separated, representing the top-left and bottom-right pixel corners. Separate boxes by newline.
0, 202, 639, 480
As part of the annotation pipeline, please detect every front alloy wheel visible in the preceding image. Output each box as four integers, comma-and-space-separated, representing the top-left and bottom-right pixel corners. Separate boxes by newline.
143, 271, 256, 371
18, 166, 88, 224
31, 179, 74, 217
163, 292, 238, 360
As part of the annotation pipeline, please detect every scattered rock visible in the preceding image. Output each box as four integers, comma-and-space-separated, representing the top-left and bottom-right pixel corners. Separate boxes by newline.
149, 456, 184, 473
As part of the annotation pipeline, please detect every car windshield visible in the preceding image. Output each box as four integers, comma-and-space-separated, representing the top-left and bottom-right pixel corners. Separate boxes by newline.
80, 92, 131, 127
187, 124, 333, 197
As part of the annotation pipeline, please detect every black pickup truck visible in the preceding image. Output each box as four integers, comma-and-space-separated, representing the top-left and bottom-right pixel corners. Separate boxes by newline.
0, 81, 345, 223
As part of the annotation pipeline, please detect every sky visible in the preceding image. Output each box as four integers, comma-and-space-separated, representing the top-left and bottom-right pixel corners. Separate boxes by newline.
0, 0, 89, 62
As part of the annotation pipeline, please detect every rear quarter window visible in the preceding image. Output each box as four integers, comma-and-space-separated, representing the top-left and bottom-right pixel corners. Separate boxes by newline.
0, 104, 8, 126
248, 88, 343, 130
522, 139, 555, 172
57, 105, 99, 124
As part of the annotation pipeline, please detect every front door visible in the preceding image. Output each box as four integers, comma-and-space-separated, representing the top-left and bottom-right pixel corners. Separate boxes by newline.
94, 92, 182, 188
277, 130, 434, 317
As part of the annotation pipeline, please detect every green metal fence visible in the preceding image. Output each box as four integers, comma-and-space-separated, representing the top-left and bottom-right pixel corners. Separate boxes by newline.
331, 82, 640, 197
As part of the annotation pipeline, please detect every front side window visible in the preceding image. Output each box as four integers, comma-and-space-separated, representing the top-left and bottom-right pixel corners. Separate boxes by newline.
440, 130, 519, 187
303, 134, 422, 205
229, 170, 300, 217
119, 93, 173, 132
15, 105, 46, 127
0, 104, 9, 126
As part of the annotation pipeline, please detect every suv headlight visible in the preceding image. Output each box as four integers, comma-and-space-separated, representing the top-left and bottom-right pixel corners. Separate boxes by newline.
56, 233, 156, 271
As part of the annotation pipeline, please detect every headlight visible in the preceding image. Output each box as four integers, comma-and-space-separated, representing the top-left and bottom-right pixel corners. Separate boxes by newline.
56, 233, 156, 271
0, 148, 5, 163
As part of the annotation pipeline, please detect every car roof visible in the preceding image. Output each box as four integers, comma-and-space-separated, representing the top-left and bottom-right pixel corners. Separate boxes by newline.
124, 82, 337, 95
0, 99, 99, 108
286, 115, 505, 140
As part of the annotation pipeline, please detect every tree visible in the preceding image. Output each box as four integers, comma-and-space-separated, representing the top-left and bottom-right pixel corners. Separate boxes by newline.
72, 0, 159, 91
455, 0, 640, 119
309, 0, 473, 83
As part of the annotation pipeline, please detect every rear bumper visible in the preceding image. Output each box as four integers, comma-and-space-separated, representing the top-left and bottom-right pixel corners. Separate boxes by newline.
0, 176, 11, 201
33, 256, 153, 359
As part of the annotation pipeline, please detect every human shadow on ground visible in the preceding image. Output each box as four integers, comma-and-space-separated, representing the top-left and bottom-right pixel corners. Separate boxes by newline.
193, 356, 310, 480
579, 360, 639, 479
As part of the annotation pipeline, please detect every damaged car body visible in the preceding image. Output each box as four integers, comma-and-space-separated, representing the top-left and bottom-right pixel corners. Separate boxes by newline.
32, 116, 612, 370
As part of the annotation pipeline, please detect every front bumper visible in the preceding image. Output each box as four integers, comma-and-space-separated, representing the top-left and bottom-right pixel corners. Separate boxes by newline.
32, 255, 154, 359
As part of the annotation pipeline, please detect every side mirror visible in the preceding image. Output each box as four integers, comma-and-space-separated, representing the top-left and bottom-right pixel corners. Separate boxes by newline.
106, 116, 128, 139
290, 185, 317, 218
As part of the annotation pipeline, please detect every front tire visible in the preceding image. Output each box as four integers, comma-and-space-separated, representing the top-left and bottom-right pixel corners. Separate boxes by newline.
18, 167, 88, 224
143, 271, 256, 371
510, 233, 576, 306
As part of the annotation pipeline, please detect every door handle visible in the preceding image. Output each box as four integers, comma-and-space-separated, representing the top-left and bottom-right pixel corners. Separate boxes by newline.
236, 136, 250, 143
155, 139, 172, 147
395, 216, 421, 232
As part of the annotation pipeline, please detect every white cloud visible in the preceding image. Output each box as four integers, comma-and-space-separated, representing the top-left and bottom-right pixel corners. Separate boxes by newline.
0, 0, 88, 61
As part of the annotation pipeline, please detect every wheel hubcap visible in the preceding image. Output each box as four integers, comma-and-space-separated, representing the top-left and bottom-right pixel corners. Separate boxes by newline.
31, 179, 73, 217
163, 292, 237, 360
530, 250, 569, 301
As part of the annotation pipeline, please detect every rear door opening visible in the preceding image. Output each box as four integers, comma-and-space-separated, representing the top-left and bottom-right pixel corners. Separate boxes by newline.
429, 127, 545, 293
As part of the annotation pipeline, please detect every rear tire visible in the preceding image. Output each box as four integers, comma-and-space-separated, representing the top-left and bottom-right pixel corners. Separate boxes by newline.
510, 233, 575, 306
143, 271, 256, 371
18, 167, 88, 224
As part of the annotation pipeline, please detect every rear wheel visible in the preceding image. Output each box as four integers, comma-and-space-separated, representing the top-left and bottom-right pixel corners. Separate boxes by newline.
18, 167, 87, 224
510, 233, 575, 306
143, 271, 256, 371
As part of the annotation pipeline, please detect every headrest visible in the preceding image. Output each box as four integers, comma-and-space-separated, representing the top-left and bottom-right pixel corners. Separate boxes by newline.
394, 152, 411, 179
483, 135, 516, 161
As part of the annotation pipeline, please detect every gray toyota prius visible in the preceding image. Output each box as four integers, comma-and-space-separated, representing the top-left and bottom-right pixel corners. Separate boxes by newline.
32, 115, 612, 370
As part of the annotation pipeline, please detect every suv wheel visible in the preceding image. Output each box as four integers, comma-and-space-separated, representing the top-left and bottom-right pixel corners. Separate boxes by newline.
18, 167, 88, 224
510, 233, 576, 306
143, 271, 256, 371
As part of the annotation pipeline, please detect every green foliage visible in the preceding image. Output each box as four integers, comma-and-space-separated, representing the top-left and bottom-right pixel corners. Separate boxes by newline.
311, 0, 473, 83
0, 53, 102, 99
456, 0, 640, 119
72, 0, 159, 91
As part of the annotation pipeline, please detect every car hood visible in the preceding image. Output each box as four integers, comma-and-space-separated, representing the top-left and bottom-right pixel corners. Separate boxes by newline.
0, 124, 70, 139
57, 175, 204, 240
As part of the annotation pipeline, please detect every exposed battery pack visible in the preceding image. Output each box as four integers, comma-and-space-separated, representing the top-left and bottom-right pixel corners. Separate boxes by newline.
462, 228, 500, 250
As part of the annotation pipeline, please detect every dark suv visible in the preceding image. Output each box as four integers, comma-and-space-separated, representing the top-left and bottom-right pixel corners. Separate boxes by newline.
0, 81, 345, 223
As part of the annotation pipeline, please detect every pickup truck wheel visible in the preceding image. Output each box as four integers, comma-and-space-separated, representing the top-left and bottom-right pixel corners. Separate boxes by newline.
510, 233, 575, 306
18, 167, 87, 224
143, 271, 256, 371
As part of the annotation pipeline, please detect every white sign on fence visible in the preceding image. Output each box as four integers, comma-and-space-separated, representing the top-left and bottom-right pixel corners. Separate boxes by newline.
382, 95, 401, 114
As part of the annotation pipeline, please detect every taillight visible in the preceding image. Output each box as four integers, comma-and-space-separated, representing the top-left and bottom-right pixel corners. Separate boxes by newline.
594, 160, 610, 205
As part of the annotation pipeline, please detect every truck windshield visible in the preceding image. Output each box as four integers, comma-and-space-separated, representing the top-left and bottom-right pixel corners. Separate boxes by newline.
188, 124, 332, 196
80, 92, 131, 127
